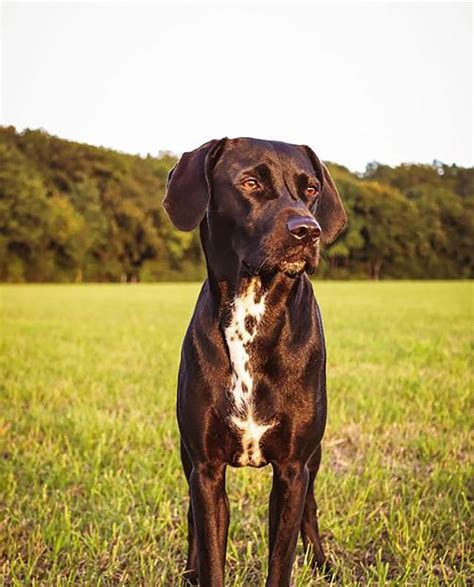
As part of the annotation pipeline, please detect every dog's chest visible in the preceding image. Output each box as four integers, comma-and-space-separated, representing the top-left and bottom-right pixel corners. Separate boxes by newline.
224, 278, 275, 467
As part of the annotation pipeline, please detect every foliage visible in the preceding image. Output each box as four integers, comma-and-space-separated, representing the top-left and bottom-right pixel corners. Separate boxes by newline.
323, 162, 473, 279
1, 282, 472, 584
0, 127, 472, 281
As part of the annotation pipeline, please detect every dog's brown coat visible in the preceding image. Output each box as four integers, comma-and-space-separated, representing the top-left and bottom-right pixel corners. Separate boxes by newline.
164, 137, 347, 586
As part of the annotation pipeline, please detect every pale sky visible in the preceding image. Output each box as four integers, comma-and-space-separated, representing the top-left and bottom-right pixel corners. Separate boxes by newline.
1, 1, 472, 171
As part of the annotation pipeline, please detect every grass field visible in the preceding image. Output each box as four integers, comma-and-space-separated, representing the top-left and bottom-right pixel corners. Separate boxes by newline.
1, 281, 472, 585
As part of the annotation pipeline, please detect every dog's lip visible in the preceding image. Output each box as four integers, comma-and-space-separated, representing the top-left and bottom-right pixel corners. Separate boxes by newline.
242, 244, 317, 276
278, 258, 308, 275
279, 248, 318, 276
282, 252, 305, 262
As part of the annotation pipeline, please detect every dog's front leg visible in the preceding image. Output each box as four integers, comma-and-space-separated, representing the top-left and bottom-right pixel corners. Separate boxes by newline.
266, 462, 309, 587
190, 462, 229, 587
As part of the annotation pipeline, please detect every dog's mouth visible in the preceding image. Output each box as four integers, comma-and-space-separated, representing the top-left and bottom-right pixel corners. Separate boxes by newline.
278, 258, 309, 277
243, 247, 318, 278
274, 241, 319, 277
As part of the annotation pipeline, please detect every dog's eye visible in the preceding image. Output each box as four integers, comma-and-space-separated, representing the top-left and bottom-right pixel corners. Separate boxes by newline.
242, 178, 260, 190
305, 186, 319, 198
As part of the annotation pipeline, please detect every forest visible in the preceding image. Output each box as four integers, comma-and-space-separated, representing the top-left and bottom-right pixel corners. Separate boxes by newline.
0, 126, 472, 282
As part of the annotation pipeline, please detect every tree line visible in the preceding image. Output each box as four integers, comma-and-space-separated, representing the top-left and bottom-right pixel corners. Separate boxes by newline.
0, 126, 472, 282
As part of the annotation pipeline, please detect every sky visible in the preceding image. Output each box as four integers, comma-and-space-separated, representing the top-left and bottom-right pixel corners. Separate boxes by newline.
1, 1, 472, 172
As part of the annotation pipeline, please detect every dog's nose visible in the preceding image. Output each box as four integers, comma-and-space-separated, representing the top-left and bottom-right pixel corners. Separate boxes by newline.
287, 216, 321, 241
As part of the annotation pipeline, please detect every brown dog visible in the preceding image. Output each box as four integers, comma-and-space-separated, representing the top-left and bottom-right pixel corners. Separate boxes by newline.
164, 137, 347, 586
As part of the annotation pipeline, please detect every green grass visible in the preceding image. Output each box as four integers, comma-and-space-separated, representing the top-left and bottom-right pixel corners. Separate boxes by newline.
1, 282, 472, 585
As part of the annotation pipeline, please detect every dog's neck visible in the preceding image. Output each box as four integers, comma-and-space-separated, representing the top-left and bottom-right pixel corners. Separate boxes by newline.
200, 220, 304, 324
209, 264, 301, 328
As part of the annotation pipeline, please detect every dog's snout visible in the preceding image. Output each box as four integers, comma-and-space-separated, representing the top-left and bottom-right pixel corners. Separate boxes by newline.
287, 216, 321, 241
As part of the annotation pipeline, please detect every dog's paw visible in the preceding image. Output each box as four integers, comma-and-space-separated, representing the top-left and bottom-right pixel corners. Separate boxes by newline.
315, 559, 334, 581
182, 569, 199, 585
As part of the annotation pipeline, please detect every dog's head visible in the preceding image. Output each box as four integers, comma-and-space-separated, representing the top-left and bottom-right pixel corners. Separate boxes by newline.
163, 138, 347, 277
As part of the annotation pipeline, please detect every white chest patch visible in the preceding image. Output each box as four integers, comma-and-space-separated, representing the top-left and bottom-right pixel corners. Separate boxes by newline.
224, 278, 274, 466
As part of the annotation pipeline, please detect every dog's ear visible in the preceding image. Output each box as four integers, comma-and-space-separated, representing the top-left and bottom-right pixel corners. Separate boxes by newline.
302, 146, 348, 245
163, 139, 226, 231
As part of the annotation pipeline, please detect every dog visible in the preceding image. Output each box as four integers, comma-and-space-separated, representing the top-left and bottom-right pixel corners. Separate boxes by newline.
163, 137, 347, 586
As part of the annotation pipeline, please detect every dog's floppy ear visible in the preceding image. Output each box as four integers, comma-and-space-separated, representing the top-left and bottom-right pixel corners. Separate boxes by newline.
302, 146, 348, 245
163, 139, 226, 231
